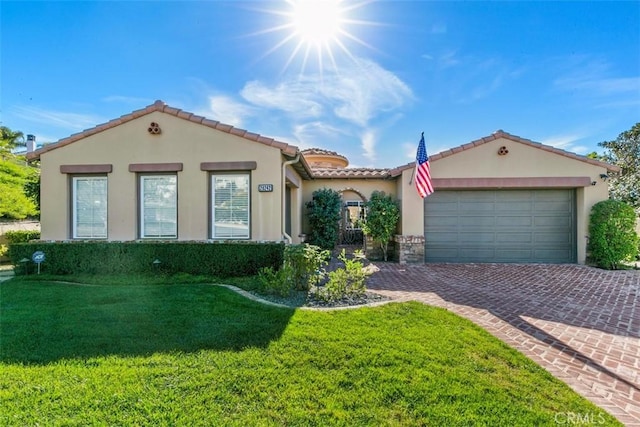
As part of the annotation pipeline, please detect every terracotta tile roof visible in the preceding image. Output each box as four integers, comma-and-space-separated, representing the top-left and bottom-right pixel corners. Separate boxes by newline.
301, 148, 344, 157
27, 100, 302, 160
312, 167, 391, 179
389, 129, 620, 176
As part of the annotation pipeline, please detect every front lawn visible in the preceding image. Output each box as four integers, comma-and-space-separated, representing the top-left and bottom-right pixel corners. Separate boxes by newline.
0, 278, 620, 426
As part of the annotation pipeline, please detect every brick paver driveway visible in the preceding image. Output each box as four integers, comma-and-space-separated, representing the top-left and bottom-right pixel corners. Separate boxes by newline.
367, 263, 640, 425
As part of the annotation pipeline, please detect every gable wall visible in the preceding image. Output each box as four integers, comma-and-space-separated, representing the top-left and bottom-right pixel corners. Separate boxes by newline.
40, 111, 285, 241
397, 137, 612, 263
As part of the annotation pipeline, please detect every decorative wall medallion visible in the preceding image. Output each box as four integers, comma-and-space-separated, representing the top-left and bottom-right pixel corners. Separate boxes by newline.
148, 122, 161, 135
497, 146, 509, 156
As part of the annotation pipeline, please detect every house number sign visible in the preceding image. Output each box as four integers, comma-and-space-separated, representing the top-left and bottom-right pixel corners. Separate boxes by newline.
258, 184, 274, 192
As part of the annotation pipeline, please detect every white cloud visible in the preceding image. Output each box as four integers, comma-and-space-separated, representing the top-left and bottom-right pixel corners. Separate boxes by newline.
197, 95, 255, 127
539, 133, 590, 154
553, 56, 640, 108
321, 59, 414, 127
361, 130, 376, 162
403, 142, 416, 161
233, 57, 414, 162
292, 121, 347, 149
240, 80, 325, 117
239, 57, 413, 128
11, 106, 105, 131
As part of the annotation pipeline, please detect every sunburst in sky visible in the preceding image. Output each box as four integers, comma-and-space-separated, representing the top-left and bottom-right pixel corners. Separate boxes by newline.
252, 0, 376, 75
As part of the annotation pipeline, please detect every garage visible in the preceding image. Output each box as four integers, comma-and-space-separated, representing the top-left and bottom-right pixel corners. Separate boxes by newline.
424, 189, 576, 263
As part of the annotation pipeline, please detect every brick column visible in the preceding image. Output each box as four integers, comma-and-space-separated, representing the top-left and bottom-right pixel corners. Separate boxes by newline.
393, 235, 425, 264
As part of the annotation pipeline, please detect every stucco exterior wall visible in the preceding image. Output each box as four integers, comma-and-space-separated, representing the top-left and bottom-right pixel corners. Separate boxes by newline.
39, 111, 286, 241
300, 179, 397, 235
398, 137, 612, 264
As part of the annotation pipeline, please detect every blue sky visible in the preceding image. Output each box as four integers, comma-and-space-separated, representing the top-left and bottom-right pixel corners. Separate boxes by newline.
2, 1, 639, 168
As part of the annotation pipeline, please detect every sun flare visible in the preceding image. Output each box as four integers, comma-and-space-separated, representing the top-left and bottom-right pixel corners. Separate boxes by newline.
252, 0, 375, 75
291, 0, 343, 46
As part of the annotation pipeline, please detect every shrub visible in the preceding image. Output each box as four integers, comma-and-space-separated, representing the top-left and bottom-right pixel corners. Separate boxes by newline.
588, 200, 639, 269
306, 188, 342, 250
0, 244, 7, 258
256, 244, 329, 296
361, 191, 399, 261
9, 241, 284, 277
4, 230, 40, 244
258, 265, 295, 297
314, 250, 368, 302
284, 244, 329, 290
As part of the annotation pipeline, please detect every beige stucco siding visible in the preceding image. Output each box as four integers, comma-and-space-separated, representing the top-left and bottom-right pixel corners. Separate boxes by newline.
39, 111, 285, 241
301, 179, 397, 235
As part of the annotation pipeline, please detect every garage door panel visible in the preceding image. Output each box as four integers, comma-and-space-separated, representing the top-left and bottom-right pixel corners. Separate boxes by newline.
534, 216, 572, 227
496, 201, 532, 212
496, 216, 533, 227
496, 232, 532, 243
535, 201, 572, 212
535, 249, 573, 262
535, 233, 572, 244
426, 232, 458, 243
460, 216, 494, 227
496, 249, 534, 260
458, 248, 495, 260
425, 216, 459, 227
428, 202, 459, 213
460, 201, 494, 211
425, 189, 576, 263
459, 232, 495, 243
427, 248, 462, 261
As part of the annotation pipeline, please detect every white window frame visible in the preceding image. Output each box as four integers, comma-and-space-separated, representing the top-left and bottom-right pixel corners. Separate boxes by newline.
140, 174, 177, 239
72, 176, 108, 239
211, 173, 250, 239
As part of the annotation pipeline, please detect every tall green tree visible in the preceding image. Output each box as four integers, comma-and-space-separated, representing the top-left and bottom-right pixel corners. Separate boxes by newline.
0, 126, 39, 219
0, 126, 25, 160
306, 188, 342, 249
598, 123, 640, 213
362, 191, 400, 261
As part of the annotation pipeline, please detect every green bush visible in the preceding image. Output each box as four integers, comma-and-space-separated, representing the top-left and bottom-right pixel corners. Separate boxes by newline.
4, 230, 40, 244
0, 244, 7, 258
314, 250, 368, 302
306, 188, 342, 250
588, 200, 639, 269
258, 265, 295, 297
284, 244, 329, 291
257, 244, 328, 296
9, 241, 284, 277
362, 191, 400, 261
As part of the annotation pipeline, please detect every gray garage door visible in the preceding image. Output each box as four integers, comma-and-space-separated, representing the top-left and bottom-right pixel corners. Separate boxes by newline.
424, 189, 576, 263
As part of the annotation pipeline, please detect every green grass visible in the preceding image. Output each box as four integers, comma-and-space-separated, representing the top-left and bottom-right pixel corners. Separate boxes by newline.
0, 278, 620, 426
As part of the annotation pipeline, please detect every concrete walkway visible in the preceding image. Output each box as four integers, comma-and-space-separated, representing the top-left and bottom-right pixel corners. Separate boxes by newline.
366, 263, 640, 426
0, 269, 14, 283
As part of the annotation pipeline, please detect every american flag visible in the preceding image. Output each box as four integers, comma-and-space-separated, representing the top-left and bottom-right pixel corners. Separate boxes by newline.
415, 132, 434, 198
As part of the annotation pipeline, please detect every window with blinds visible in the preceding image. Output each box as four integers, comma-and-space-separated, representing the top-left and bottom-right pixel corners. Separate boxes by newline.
72, 176, 108, 239
140, 175, 177, 238
212, 174, 249, 239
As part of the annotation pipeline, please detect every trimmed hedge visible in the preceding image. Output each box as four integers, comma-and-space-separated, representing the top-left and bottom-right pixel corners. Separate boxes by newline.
4, 230, 41, 244
588, 200, 639, 269
9, 241, 284, 277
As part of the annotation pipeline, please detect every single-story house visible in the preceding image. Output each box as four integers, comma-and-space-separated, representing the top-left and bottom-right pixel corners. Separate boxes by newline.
27, 100, 619, 264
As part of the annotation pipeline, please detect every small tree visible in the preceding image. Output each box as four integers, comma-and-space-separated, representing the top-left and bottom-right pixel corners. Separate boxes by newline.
362, 191, 399, 261
588, 200, 639, 269
306, 188, 342, 250
598, 123, 639, 214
